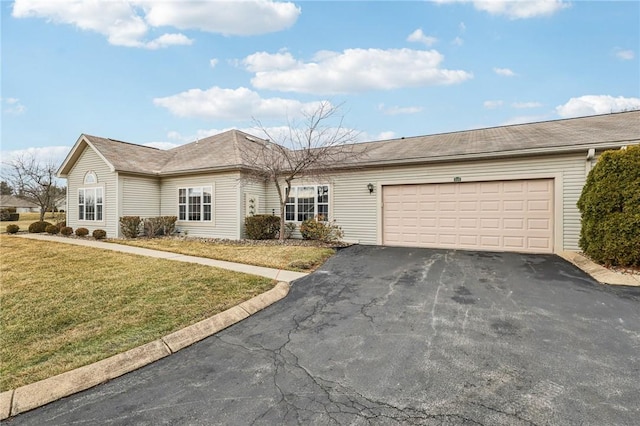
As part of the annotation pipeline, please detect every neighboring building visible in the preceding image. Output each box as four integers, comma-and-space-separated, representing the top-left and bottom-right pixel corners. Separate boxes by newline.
0, 195, 39, 213
57, 111, 640, 254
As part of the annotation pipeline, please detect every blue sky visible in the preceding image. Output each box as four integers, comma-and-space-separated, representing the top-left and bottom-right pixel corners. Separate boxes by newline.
1, 0, 639, 168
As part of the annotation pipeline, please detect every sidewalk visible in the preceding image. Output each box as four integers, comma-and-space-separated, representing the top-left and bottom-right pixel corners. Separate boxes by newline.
2, 233, 308, 420
15, 233, 308, 283
560, 251, 640, 287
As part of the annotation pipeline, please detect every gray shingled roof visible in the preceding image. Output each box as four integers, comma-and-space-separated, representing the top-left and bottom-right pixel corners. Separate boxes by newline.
77, 111, 639, 176
354, 110, 640, 167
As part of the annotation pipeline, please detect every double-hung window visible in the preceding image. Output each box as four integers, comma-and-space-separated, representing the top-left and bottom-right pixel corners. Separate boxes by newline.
285, 185, 330, 222
178, 186, 212, 221
78, 172, 103, 221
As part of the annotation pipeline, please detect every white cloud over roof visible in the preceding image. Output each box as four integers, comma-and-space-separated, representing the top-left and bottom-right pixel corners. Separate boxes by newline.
153, 86, 327, 120
407, 29, 438, 46
556, 95, 640, 118
244, 48, 473, 94
12, 0, 299, 48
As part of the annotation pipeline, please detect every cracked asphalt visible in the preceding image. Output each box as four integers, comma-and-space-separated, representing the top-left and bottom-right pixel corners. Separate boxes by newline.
9, 245, 640, 425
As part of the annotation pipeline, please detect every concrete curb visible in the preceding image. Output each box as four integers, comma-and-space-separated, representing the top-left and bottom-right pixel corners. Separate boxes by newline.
2, 281, 290, 420
559, 251, 640, 287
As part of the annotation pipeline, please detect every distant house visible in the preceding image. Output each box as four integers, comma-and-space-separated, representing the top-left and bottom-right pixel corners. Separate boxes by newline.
57, 111, 639, 254
0, 195, 39, 213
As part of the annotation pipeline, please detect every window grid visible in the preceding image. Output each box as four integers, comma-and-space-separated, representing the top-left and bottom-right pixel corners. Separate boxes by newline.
285, 185, 330, 222
78, 187, 103, 221
178, 186, 212, 222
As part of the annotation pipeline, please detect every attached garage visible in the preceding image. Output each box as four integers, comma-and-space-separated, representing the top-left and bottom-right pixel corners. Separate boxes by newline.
382, 179, 554, 253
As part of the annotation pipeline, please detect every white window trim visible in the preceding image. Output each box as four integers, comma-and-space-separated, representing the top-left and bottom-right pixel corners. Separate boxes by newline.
78, 185, 105, 223
285, 184, 331, 223
177, 185, 214, 222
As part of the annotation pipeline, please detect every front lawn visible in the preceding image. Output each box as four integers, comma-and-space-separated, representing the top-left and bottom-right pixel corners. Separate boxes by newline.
0, 235, 274, 391
0, 212, 63, 233
111, 237, 337, 272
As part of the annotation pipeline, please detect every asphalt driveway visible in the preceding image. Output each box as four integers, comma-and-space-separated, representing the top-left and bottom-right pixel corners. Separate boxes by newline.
10, 246, 640, 425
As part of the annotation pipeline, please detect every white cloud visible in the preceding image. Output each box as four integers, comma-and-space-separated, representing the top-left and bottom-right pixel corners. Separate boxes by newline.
153, 86, 328, 120
614, 48, 635, 61
243, 51, 300, 72
435, 0, 569, 19
245, 48, 473, 94
376, 131, 397, 140
556, 95, 640, 118
483, 100, 503, 109
143, 1, 300, 36
12, 0, 299, 48
407, 29, 438, 46
378, 104, 423, 115
209, 58, 219, 69
512, 101, 542, 109
459, 22, 466, 32
494, 67, 516, 77
452, 36, 464, 46
2, 97, 27, 115
0, 146, 71, 169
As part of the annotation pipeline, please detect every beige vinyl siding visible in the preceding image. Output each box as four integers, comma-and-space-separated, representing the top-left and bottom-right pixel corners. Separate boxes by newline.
239, 178, 267, 237
323, 152, 588, 251
160, 172, 241, 239
66, 146, 118, 237
120, 175, 161, 218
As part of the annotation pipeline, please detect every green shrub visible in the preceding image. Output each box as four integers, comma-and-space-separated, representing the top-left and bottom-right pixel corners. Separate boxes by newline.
60, 226, 73, 236
119, 216, 142, 238
92, 229, 107, 240
75, 227, 89, 237
5, 224, 19, 234
28, 221, 53, 233
45, 224, 59, 234
283, 222, 297, 239
300, 216, 344, 243
245, 214, 280, 239
577, 145, 640, 267
56, 220, 67, 230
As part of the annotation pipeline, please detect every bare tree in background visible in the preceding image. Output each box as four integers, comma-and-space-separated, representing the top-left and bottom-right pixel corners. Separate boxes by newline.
2, 154, 60, 221
240, 101, 367, 241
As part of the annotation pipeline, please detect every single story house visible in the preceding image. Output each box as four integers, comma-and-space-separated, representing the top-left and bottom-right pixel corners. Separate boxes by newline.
57, 111, 639, 254
0, 195, 39, 213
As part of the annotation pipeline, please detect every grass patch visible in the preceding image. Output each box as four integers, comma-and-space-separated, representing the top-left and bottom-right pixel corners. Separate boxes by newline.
111, 238, 336, 272
0, 235, 274, 391
0, 212, 64, 233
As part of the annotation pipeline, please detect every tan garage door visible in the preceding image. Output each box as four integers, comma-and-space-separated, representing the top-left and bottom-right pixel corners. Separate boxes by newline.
382, 179, 554, 253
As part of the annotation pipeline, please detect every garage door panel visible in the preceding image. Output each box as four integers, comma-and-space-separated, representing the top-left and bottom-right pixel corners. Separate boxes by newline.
383, 179, 554, 253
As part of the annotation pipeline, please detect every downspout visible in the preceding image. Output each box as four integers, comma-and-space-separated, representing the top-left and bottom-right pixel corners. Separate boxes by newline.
585, 148, 595, 176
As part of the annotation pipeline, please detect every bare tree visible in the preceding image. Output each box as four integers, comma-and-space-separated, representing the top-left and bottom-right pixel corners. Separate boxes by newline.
241, 101, 366, 241
2, 154, 60, 221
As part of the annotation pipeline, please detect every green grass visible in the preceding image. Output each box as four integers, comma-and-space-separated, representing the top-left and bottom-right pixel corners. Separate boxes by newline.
0, 235, 274, 391
111, 238, 336, 272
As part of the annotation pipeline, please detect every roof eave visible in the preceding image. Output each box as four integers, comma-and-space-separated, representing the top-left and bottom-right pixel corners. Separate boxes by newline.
334, 139, 638, 170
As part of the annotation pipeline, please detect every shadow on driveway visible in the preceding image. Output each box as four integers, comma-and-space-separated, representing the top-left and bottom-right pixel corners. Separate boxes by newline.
11, 246, 640, 425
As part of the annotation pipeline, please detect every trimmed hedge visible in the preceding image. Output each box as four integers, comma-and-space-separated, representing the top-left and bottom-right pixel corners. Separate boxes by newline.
92, 229, 107, 240
6, 224, 19, 234
60, 226, 73, 236
28, 221, 53, 233
245, 215, 280, 240
577, 145, 640, 267
45, 224, 59, 234
75, 227, 89, 237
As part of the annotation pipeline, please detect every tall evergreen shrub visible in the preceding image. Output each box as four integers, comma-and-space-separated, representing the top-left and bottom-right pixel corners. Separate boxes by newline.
577, 145, 640, 266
